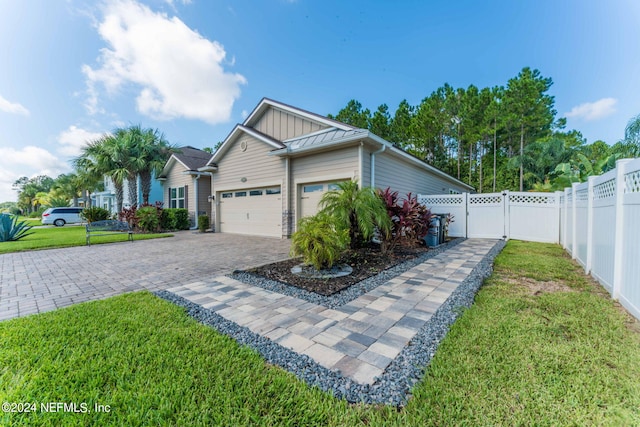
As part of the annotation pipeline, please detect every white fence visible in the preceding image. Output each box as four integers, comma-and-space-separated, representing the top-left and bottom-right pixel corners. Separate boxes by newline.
418, 191, 560, 243
419, 157, 640, 320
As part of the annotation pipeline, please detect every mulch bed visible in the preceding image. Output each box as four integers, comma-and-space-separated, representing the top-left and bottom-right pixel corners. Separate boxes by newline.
246, 243, 431, 296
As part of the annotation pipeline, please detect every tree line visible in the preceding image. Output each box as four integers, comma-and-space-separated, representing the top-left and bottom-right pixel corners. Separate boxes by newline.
328, 67, 640, 192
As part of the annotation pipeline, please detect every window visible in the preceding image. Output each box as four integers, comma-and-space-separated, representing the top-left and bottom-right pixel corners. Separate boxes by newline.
266, 187, 281, 195
328, 182, 342, 191
303, 184, 323, 193
235, 191, 247, 197
170, 187, 185, 208
222, 192, 233, 199
249, 190, 263, 196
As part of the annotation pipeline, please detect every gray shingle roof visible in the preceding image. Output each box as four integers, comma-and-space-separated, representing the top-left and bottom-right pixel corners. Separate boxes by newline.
173, 146, 212, 170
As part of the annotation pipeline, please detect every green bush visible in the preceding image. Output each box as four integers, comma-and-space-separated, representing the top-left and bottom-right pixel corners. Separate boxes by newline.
160, 209, 176, 231
0, 214, 34, 242
80, 206, 111, 223
161, 208, 190, 230
136, 206, 160, 233
291, 213, 349, 270
174, 209, 190, 230
28, 208, 46, 218
198, 215, 210, 232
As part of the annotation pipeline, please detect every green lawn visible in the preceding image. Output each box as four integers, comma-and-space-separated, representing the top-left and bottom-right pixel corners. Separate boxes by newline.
0, 225, 170, 254
1, 241, 639, 426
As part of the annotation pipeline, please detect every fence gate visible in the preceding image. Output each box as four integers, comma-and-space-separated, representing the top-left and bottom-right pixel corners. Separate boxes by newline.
467, 192, 507, 238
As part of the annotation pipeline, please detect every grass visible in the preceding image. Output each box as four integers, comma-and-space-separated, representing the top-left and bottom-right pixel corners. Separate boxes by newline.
1, 241, 639, 426
0, 226, 170, 254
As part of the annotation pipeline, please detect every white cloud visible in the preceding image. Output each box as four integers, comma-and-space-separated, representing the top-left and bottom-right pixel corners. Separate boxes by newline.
0, 94, 29, 116
83, 0, 246, 124
0, 146, 69, 202
565, 98, 617, 121
57, 126, 105, 157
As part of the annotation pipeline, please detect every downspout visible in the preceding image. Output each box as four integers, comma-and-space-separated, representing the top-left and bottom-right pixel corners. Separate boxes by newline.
370, 142, 386, 189
285, 156, 291, 237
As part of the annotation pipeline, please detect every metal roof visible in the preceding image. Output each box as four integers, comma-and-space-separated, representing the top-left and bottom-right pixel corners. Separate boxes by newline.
284, 127, 368, 150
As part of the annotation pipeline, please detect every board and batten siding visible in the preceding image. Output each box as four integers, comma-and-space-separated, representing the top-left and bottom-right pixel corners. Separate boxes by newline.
374, 151, 469, 195
254, 107, 327, 141
197, 177, 212, 219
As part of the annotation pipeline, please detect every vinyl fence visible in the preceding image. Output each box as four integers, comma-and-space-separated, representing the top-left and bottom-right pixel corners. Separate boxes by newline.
419, 157, 640, 320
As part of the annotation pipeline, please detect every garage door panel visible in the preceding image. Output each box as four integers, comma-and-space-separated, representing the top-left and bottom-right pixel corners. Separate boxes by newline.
219, 187, 281, 237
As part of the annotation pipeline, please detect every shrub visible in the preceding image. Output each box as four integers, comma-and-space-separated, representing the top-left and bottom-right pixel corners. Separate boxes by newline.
119, 206, 138, 228
198, 215, 210, 233
136, 206, 160, 233
80, 207, 111, 223
319, 180, 390, 249
291, 213, 349, 270
378, 187, 433, 251
28, 208, 45, 218
173, 209, 190, 230
160, 209, 176, 231
0, 214, 34, 242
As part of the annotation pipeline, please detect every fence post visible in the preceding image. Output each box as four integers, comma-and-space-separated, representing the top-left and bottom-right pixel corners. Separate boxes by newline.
563, 187, 569, 250
502, 190, 510, 240
463, 192, 469, 238
571, 182, 579, 260
612, 159, 631, 299
585, 176, 596, 274
555, 191, 562, 245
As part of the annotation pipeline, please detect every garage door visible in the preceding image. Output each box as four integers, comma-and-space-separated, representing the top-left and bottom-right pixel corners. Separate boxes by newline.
218, 186, 282, 237
299, 181, 343, 219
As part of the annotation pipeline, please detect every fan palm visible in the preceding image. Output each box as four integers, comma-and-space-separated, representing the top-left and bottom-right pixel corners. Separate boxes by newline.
318, 180, 391, 249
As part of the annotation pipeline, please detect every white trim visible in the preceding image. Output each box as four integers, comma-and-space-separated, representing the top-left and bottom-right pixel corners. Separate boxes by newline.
214, 180, 282, 193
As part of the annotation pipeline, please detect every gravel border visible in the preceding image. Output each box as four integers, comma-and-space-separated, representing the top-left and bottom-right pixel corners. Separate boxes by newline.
230, 237, 464, 309
155, 239, 506, 406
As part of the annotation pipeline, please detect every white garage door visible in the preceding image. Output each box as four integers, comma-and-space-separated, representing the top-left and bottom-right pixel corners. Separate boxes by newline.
299, 181, 343, 219
219, 186, 282, 237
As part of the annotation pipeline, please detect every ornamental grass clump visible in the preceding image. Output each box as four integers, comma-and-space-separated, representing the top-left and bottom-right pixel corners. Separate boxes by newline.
0, 213, 34, 242
291, 213, 349, 270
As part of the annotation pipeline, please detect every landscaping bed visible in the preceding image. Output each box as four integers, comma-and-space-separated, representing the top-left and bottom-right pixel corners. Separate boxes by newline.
246, 242, 435, 296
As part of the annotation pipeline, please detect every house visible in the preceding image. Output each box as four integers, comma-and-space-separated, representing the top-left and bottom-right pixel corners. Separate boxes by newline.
159, 98, 473, 237
156, 146, 212, 228
92, 174, 164, 215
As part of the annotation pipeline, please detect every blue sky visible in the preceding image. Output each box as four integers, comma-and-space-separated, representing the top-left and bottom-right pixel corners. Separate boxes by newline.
1, 0, 638, 202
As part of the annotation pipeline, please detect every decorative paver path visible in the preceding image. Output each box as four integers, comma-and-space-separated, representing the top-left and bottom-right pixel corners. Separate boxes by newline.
168, 238, 499, 385
0, 232, 291, 321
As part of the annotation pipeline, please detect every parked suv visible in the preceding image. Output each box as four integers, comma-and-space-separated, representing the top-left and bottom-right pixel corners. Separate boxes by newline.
41, 207, 84, 227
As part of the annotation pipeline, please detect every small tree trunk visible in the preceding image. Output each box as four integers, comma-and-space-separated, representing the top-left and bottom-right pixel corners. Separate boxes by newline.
519, 122, 524, 192
493, 117, 497, 192
127, 175, 138, 207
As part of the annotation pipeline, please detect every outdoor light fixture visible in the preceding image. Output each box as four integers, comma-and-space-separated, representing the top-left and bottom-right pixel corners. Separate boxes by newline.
207, 195, 215, 202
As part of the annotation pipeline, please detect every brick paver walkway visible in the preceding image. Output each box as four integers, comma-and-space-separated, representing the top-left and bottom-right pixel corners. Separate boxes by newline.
168, 239, 499, 385
0, 232, 291, 321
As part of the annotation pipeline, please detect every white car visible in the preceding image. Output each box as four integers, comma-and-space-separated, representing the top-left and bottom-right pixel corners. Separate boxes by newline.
41, 207, 84, 227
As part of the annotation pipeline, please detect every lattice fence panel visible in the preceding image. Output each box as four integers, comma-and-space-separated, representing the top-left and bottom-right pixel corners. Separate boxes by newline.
419, 196, 464, 205
469, 195, 502, 204
510, 194, 556, 205
625, 170, 640, 193
593, 179, 616, 200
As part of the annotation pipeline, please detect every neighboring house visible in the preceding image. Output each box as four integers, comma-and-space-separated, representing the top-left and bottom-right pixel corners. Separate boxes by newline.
180, 98, 473, 238
156, 146, 212, 228
92, 174, 164, 216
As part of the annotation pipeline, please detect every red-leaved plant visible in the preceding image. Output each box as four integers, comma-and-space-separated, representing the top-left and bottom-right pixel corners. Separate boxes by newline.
378, 187, 433, 252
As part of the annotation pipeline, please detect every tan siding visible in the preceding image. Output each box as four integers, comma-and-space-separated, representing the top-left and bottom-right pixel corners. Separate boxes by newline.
163, 161, 192, 207
361, 146, 371, 188
374, 152, 469, 195
254, 107, 327, 140
213, 134, 286, 235
290, 146, 359, 222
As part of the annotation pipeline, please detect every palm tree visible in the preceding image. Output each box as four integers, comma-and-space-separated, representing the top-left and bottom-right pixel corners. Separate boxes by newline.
318, 180, 391, 249
53, 173, 82, 207
623, 113, 640, 157
74, 136, 128, 214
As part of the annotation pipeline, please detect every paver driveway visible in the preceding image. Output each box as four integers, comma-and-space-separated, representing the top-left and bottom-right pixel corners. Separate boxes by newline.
0, 231, 291, 321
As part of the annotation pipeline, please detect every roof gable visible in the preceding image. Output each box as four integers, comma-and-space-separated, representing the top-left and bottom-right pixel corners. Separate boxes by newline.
244, 98, 354, 132
159, 146, 212, 178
